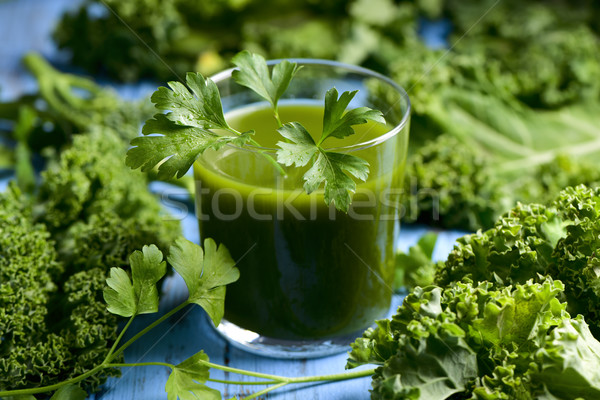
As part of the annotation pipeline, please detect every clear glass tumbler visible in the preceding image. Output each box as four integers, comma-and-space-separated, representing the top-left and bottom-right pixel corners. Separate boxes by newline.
194, 59, 410, 358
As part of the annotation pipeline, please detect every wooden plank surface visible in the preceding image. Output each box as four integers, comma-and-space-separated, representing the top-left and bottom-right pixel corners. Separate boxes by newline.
0, 1, 465, 398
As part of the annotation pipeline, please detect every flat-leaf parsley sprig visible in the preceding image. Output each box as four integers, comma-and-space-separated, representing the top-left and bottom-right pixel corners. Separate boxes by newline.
0, 237, 239, 399
0, 237, 375, 399
125, 50, 385, 212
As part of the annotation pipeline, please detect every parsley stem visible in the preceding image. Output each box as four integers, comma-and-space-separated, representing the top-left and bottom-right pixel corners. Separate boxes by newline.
199, 360, 376, 384
224, 127, 286, 175
110, 301, 190, 360
108, 362, 174, 369
243, 382, 289, 400
104, 315, 135, 362
0, 364, 107, 397
273, 106, 283, 128
199, 360, 286, 380
284, 367, 376, 383
208, 378, 279, 385
108, 363, 280, 385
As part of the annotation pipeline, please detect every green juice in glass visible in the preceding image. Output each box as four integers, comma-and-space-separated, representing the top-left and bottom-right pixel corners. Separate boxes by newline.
194, 102, 407, 340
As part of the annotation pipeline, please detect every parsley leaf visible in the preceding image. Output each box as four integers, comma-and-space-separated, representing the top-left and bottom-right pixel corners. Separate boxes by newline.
276, 88, 382, 211
152, 73, 228, 130
168, 237, 240, 326
49, 385, 87, 400
126, 70, 255, 179
103, 268, 136, 317
130, 245, 167, 315
320, 88, 385, 142
231, 50, 301, 110
103, 244, 166, 317
276, 93, 377, 212
126, 114, 253, 179
276, 122, 318, 167
165, 351, 220, 400
305, 151, 370, 211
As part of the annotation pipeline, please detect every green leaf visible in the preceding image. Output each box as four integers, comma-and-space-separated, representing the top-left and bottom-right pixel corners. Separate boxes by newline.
320, 88, 385, 142
130, 244, 167, 315
533, 316, 600, 399
165, 351, 221, 400
104, 267, 136, 317
168, 237, 240, 326
304, 150, 370, 212
50, 384, 87, 400
151, 73, 228, 130
126, 113, 253, 179
14, 106, 36, 193
184, 72, 229, 129
347, 319, 398, 368
376, 333, 478, 400
276, 122, 318, 167
276, 121, 370, 212
231, 50, 301, 109
394, 232, 439, 290
103, 245, 167, 317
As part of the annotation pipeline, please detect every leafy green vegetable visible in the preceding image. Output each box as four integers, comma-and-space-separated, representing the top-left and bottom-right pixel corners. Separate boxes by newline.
0, 184, 121, 392
394, 232, 439, 291
104, 245, 166, 317
232, 50, 301, 113
276, 118, 372, 211
168, 237, 240, 326
402, 134, 507, 231
165, 351, 220, 400
49, 385, 87, 400
274, 88, 382, 210
127, 113, 252, 179
349, 278, 600, 399
154, 72, 230, 130
36, 127, 180, 263
125, 69, 263, 180
1, 110, 180, 394
320, 88, 385, 141
435, 185, 600, 337
128, 51, 383, 212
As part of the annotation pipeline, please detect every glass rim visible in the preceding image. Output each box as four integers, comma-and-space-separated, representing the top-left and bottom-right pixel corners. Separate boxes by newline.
210, 58, 411, 153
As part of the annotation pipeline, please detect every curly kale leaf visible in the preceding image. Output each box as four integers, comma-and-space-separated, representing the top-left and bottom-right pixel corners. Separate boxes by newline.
1, 126, 181, 393
434, 185, 600, 339
548, 186, 600, 337
394, 232, 439, 291
0, 186, 121, 391
435, 201, 565, 288
36, 128, 180, 270
531, 316, 600, 399
403, 134, 507, 231
349, 279, 600, 399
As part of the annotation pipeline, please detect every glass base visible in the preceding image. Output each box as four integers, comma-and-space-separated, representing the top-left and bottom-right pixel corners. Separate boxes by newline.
212, 296, 404, 359
213, 319, 365, 359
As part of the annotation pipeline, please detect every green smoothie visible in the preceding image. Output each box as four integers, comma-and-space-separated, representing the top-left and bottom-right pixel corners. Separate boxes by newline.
194, 102, 407, 340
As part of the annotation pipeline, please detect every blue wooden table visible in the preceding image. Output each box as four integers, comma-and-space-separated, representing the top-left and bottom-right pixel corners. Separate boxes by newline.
0, 1, 463, 398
